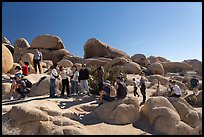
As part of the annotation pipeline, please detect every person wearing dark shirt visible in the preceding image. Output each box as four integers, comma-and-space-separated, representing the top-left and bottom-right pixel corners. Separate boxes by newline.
116, 76, 127, 99
190, 76, 199, 95
98, 80, 116, 105
139, 73, 147, 105
78, 64, 90, 95
97, 66, 104, 92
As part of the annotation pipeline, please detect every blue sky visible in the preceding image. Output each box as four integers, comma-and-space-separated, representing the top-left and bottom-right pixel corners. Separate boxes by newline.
2, 2, 202, 62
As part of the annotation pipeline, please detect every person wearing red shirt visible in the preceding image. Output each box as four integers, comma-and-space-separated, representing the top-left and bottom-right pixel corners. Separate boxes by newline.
22, 62, 29, 76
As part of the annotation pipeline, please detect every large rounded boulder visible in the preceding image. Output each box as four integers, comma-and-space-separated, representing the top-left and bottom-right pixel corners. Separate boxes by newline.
107, 56, 128, 67
84, 38, 129, 59
14, 38, 30, 49
57, 59, 73, 68
162, 62, 193, 74
131, 54, 150, 67
31, 34, 65, 50
141, 97, 197, 135
2, 44, 14, 74
21, 53, 34, 66
147, 62, 164, 75
123, 62, 142, 74
167, 97, 200, 128
94, 96, 140, 124
147, 56, 160, 64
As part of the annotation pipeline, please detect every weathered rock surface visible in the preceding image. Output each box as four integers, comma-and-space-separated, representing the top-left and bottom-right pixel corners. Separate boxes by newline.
2, 44, 14, 74
84, 38, 129, 59
94, 96, 140, 124
30, 34, 65, 49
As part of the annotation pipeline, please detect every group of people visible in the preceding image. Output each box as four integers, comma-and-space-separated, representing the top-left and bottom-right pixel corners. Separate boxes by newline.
8, 49, 43, 100
7, 49, 200, 106
49, 64, 91, 98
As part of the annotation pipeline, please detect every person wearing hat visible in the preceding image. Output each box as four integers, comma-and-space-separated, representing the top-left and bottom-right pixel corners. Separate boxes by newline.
98, 80, 117, 105
11, 74, 27, 100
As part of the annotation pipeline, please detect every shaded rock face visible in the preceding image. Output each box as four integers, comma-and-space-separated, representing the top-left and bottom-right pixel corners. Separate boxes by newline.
183, 59, 202, 76
141, 97, 198, 135
84, 38, 129, 59
131, 54, 150, 67
2, 44, 14, 74
31, 34, 65, 50
2, 37, 14, 54
2, 37, 11, 45
147, 62, 164, 75
94, 96, 140, 125
162, 62, 193, 74
5, 44, 14, 55
184, 91, 202, 107
123, 62, 142, 74
147, 56, 160, 64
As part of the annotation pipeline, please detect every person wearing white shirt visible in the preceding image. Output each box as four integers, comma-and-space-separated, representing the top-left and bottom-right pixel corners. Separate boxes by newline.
50, 66, 59, 98
71, 66, 79, 96
133, 78, 139, 97
169, 81, 181, 98
59, 66, 71, 97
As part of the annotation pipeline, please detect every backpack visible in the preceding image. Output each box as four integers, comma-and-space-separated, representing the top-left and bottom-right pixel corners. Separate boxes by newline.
22, 78, 32, 88
34, 52, 42, 60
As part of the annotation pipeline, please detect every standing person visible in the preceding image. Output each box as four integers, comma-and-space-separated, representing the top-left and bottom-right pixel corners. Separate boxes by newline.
22, 62, 29, 76
116, 76, 127, 99
97, 66, 104, 93
78, 64, 90, 95
190, 76, 199, 95
33, 49, 43, 74
133, 78, 139, 97
50, 66, 59, 98
71, 66, 79, 96
59, 66, 71, 98
169, 81, 182, 98
139, 73, 147, 105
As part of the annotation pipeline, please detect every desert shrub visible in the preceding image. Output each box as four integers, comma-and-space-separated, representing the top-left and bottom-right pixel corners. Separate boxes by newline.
88, 65, 127, 95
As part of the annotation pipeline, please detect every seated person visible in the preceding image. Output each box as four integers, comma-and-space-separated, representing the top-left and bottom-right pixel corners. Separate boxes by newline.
169, 81, 182, 98
12, 74, 30, 100
98, 80, 117, 105
116, 76, 127, 99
